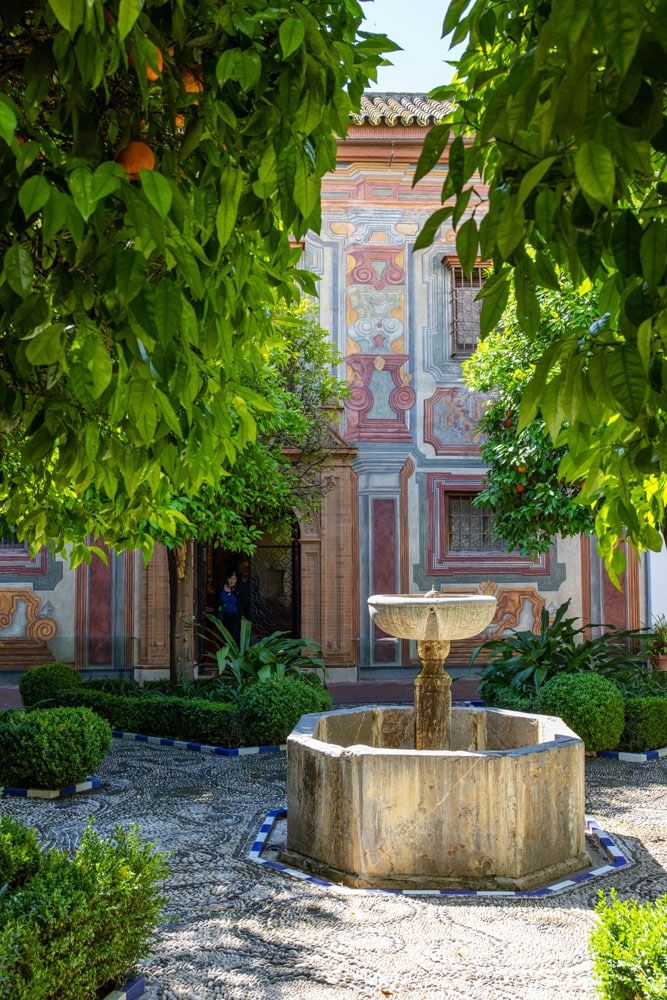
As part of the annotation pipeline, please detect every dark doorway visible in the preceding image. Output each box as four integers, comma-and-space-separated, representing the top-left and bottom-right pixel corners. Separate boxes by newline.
197, 524, 301, 665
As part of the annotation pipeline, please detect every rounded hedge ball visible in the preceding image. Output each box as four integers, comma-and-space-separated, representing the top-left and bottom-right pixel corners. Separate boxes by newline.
0, 707, 111, 789
537, 672, 625, 752
18, 662, 82, 708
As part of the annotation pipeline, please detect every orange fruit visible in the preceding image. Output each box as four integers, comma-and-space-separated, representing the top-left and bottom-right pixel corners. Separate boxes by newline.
515, 483, 525, 494
129, 45, 163, 81
180, 66, 204, 94
517, 465, 526, 473
174, 113, 186, 130
116, 141, 155, 180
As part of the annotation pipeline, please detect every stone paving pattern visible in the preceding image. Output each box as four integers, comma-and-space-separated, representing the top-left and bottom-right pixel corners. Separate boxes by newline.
0, 740, 665, 999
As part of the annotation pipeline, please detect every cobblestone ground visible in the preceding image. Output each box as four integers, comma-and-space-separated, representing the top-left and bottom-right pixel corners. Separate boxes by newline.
0, 742, 665, 1000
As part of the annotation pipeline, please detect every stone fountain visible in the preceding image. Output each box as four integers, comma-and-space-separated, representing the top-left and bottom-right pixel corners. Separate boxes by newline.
284, 589, 587, 891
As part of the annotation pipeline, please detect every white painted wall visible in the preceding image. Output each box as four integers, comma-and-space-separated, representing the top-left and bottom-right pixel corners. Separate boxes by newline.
647, 548, 667, 622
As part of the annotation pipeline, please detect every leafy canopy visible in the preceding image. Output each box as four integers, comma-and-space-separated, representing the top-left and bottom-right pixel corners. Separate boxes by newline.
0, 0, 394, 554
463, 279, 596, 554
418, 0, 666, 580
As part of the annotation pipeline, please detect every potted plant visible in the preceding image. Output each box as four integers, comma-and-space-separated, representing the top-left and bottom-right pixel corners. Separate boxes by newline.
648, 615, 667, 671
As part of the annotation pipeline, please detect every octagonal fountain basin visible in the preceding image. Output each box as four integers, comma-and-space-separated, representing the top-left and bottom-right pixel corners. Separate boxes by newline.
367, 592, 497, 642
285, 705, 587, 891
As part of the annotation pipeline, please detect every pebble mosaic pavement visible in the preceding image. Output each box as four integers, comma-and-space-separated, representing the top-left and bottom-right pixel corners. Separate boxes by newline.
0, 741, 664, 1000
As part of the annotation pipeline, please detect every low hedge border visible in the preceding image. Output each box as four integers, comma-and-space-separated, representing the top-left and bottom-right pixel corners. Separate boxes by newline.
1, 776, 102, 800
112, 730, 285, 756
104, 974, 145, 1000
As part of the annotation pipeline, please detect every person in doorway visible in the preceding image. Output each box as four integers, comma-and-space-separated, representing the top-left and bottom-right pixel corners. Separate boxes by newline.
235, 557, 258, 622
218, 572, 241, 646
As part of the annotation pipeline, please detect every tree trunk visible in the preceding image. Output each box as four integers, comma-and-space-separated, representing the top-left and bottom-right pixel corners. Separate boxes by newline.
167, 544, 196, 684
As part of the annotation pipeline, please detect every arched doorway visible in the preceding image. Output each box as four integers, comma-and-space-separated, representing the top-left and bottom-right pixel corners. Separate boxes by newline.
198, 524, 301, 661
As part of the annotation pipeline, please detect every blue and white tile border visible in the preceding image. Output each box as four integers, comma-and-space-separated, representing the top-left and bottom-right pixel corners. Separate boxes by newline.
248, 809, 632, 899
596, 746, 667, 763
0, 776, 102, 799
111, 730, 286, 757
103, 974, 145, 1000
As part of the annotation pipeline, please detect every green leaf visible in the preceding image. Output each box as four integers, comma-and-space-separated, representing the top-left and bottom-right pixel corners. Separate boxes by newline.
68, 167, 97, 221
414, 123, 450, 186
456, 217, 478, 274
42, 190, 69, 243
25, 324, 64, 366
141, 170, 173, 219
279, 17, 306, 58
0, 100, 17, 145
216, 166, 243, 250
640, 222, 667, 288
115, 251, 145, 305
517, 157, 556, 208
118, 0, 142, 40
414, 206, 452, 252
611, 211, 643, 277
594, 0, 644, 77
86, 337, 113, 399
605, 345, 647, 419
90, 162, 121, 202
479, 273, 510, 336
3, 244, 34, 297
47, 0, 83, 32
18, 176, 50, 220
128, 378, 157, 443
574, 142, 615, 207
448, 134, 465, 194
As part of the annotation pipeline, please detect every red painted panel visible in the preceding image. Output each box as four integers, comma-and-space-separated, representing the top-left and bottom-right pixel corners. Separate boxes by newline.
89, 541, 112, 665
603, 564, 627, 630
373, 499, 396, 662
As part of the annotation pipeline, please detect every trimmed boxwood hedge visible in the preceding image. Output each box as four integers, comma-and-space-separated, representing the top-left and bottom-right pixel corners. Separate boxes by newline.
19, 662, 82, 707
54, 690, 240, 746
0, 818, 167, 999
537, 672, 625, 752
236, 675, 333, 746
53, 676, 333, 747
0, 708, 111, 789
621, 697, 667, 752
590, 889, 667, 1000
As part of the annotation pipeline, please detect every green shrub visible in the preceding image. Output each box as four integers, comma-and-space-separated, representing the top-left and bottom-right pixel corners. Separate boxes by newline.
55, 690, 239, 746
0, 708, 111, 789
0, 821, 167, 999
236, 675, 333, 746
621, 697, 667, 752
537, 672, 624, 752
0, 818, 41, 892
483, 685, 536, 712
590, 889, 667, 1000
474, 600, 651, 702
19, 663, 82, 707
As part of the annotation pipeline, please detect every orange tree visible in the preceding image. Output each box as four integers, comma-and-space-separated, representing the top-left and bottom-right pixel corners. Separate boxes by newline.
418, 0, 666, 580
0, 1, 394, 560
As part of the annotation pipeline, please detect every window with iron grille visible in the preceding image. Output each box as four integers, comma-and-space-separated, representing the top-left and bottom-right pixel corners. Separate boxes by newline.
445, 494, 508, 553
0, 533, 26, 551
449, 264, 484, 357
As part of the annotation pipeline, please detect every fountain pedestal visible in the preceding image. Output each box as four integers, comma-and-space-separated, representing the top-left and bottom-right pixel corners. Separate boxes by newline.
415, 639, 451, 750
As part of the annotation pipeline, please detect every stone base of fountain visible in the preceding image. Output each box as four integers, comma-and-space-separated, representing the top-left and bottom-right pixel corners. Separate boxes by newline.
285, 706, 588, 891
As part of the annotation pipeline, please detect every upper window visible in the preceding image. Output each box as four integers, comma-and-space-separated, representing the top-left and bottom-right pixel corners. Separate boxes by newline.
447, 262, 484, 358
446, 494, 508, 554
0, 533, 27, 551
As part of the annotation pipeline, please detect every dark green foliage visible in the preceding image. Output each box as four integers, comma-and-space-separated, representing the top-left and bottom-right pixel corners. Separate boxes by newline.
19, 663, 82, 707
475, 601, 651, 702
483, 685, 536, 713
0, 818, 41, 892
236, 675, 333, 746
202, 615, 326, 698
537, 673, 624, 752
0, 821, 167, 999
621, 698, 667, 753
0, 708, 111, 789
590, 890, 667, 999
56, 690, 239, 747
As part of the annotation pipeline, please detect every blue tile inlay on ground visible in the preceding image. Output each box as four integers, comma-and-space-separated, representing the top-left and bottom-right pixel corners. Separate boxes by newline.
0, 776, 102, 800
596, 745, 667, 763
111, 730, 286, 757
104, 973, 145, 1000
247, 810, 632, 899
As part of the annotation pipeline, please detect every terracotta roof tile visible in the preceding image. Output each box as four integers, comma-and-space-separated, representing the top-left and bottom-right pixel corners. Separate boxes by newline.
351, 93, 452, 126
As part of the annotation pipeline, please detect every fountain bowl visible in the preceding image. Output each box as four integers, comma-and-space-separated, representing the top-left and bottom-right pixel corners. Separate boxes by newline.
368, 592, 497, 641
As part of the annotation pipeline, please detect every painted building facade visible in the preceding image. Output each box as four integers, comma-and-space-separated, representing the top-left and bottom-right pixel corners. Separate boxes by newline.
0, 94, 651, 679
